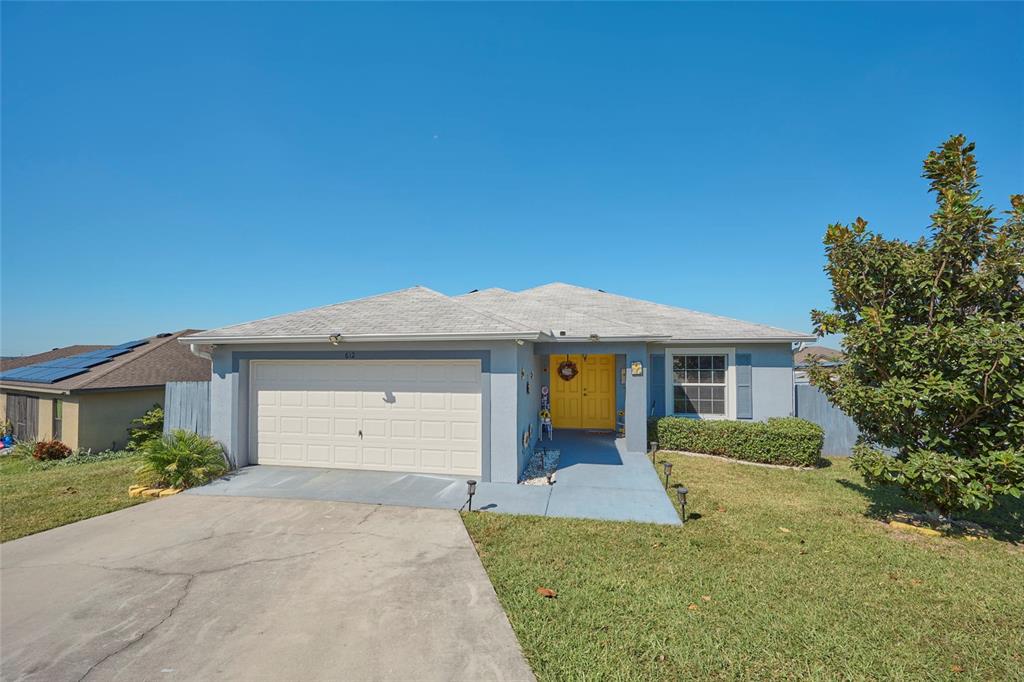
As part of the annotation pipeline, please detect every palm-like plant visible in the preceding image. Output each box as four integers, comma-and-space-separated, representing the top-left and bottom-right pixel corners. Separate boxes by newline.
136, 429, 228, 489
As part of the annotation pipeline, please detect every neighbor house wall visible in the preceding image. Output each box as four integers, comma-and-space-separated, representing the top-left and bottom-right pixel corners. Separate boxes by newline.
0, 391, 80, 449
209, 340, 522, 483
36, 397, 54, 442
76, 388, 163, 451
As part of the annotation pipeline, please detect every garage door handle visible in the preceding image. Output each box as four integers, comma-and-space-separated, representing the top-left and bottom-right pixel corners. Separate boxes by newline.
358, 429, 363, 439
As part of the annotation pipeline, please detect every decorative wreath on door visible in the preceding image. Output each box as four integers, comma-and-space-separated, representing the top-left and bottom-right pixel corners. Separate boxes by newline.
557, 358, 579, 381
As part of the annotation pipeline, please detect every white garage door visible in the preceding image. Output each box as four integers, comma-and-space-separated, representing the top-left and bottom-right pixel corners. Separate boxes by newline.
251, 360, 482, 476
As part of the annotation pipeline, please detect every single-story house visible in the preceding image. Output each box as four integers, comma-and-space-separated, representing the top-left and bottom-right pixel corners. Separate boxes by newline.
181, 284, 814, 483
0, 330, 210, 451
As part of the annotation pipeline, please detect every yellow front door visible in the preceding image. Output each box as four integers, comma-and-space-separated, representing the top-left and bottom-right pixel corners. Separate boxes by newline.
549, 354, 616, 430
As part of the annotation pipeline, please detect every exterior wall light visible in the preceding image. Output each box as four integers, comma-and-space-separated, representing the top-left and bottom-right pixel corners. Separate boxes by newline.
466, 480, 477, 512
328, 334, 342, 345
661, 460, 673, 489
675, 485, 689, 522
589, 334, 600, 342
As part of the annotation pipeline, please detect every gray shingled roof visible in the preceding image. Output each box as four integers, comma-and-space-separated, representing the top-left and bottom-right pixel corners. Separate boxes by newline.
185, 287, 536, 341
185, 283, 813, 343
502, 283, 812, 341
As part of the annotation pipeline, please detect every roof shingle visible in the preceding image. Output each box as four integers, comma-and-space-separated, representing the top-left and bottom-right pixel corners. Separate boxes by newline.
185, 283, 814, 343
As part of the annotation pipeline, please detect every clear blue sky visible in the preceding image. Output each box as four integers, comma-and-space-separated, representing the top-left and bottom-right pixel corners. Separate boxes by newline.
2, 2, 1021, 356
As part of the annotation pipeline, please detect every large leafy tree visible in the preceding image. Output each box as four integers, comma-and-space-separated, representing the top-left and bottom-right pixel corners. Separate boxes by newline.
810, 135, 1023, 517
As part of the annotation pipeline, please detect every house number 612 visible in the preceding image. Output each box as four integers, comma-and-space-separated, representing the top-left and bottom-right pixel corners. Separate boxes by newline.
343, 352, 356, 359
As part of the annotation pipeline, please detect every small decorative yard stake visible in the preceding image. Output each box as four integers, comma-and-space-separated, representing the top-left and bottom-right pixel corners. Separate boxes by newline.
661, 460, 673, 489
675, 485, 689, 523
466, 480, 477, 512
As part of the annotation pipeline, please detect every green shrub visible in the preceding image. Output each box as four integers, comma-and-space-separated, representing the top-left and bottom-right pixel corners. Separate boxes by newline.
655, 417, 824, 467
11, 440, 37, 459
32, 448, 137, 470
853, 446, 1024, 517
127, 404, 164, 451
136, 430, 228, 489
33, 440, 72, 461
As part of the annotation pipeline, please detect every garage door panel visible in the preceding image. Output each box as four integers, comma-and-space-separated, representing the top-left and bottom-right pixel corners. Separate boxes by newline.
362, 419, 387, 438
420, 421, 447, 440
306, 391, 331, 408
333, 391, 359, 408
279, 416, 304, 434
307, 417, 331, 435
307, 444, 331, 463
451, 421, 478, 442
451, 394, 479, 412
333, 418, 359, 437
333, 445, 359, 465
451, 450, 478, 473
420, 393, 448, 410
363, 447, 388, 466
391, 420, 417, 438
252, 360, 481, 475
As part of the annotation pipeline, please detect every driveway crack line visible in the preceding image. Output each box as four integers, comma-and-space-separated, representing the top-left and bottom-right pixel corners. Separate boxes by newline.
77, 574, 195, 682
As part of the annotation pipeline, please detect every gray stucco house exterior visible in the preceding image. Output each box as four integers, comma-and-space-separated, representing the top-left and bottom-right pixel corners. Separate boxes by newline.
182, 284, 813, 483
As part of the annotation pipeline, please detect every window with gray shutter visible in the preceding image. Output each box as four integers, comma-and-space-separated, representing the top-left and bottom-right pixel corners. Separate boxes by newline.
736, 353, 753, 419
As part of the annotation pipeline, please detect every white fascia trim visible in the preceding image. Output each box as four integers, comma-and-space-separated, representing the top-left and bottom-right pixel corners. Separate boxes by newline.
651, 336, 815, 344
0, 384, 71, 395
179, 332, 543, 344
542, 335, 673, 343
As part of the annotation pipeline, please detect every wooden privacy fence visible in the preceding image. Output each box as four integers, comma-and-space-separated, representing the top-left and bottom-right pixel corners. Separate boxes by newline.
164, 381, 211, 437
794, 384, 860, 456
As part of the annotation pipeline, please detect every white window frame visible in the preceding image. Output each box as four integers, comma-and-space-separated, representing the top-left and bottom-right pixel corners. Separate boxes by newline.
664, 347, 736, 420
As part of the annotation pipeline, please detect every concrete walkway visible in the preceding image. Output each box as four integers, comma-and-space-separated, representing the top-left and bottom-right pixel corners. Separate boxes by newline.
1, 495, 534, 682
191, 432, 680, 525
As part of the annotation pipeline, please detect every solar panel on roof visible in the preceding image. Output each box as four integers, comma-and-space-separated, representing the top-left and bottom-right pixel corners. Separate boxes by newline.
44, 356, 109, 369
0, 337, 149, 384
0, 366, 87, 383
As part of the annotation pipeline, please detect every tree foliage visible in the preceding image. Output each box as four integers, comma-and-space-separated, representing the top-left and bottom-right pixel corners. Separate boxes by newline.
809, 135, 1023, 516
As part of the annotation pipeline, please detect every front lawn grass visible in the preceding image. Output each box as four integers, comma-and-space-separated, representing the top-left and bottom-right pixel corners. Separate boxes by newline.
0, 454, 149, 542
463, 455, 1023, 681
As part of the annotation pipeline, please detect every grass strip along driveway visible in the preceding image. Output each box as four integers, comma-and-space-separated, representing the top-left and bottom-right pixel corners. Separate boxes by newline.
0, 454, 148, 543
463, 455, 1023, 681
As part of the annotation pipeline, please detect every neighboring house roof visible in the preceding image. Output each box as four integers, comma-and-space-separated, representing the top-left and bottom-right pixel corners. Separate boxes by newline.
184, 284, 814, 344
794, 345, 845, 367
0, 331, 210, 394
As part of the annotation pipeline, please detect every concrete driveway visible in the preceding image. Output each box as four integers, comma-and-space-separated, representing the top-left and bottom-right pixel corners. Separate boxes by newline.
191, 432, 680, 525
1, 495, 534, 682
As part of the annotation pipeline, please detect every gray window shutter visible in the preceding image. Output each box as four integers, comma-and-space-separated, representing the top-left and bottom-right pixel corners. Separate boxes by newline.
735, 353, 753, 419
650, 354, 665, 416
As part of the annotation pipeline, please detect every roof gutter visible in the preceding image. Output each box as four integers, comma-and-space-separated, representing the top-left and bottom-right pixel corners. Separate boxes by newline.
652, 335, 818, 344
188, 343, 213, 362
538, 335, 673, 343
179, 331, 544, 345
0, 383, 71, 395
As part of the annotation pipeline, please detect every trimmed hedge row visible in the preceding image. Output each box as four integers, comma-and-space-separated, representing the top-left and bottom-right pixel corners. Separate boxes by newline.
651, 417, 824, 467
